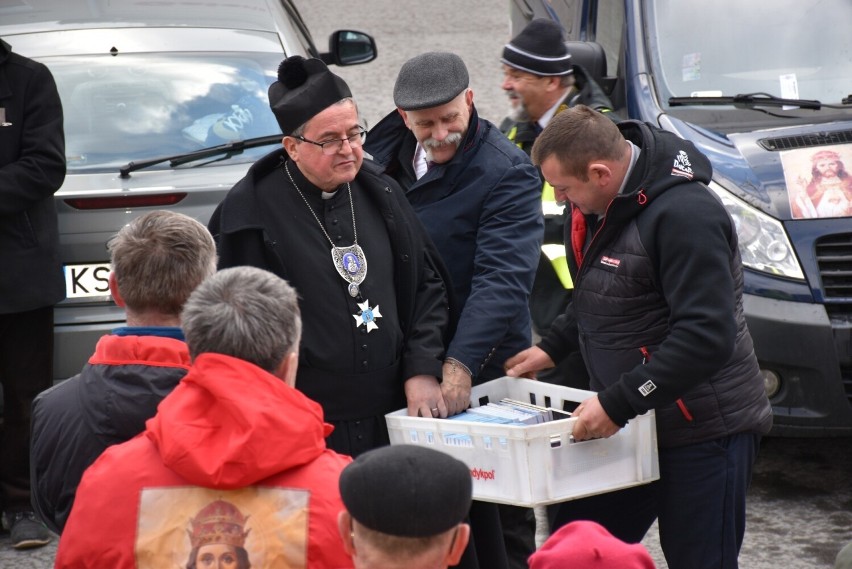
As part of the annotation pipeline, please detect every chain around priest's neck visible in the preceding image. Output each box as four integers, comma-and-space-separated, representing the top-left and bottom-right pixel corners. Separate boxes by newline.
284, 162, 367, 298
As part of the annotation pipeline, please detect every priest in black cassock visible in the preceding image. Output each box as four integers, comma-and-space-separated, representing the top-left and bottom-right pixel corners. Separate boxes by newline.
208, 56, 452, 458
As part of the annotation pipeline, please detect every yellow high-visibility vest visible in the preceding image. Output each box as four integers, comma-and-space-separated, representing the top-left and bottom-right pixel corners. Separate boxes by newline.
507, 124, 573, 290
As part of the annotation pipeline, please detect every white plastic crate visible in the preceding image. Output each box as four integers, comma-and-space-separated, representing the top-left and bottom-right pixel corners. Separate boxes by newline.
385, 377, 659, 507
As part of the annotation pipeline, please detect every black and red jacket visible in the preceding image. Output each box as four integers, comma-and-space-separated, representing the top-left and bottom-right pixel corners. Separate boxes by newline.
30, 333, 190, 534
539, 120, 772, 447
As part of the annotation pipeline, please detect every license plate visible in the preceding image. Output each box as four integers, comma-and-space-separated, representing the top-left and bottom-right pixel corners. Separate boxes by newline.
64, 263, 112, 299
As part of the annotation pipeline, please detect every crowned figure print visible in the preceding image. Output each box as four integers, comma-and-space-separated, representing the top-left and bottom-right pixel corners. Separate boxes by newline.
185, 499, 252, 569
135, 487, 309, 569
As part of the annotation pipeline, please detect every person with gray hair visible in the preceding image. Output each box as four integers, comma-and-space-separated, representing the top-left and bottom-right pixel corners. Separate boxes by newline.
181, 265, 302, 373
364, 51, 543, 569
55, 266, 354, 568
30, 210, 216, 535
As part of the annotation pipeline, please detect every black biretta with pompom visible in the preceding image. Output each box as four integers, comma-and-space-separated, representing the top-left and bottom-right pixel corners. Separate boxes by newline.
501, 19, 573, 77
268, 55, 352, 135
339, 444, 472, 538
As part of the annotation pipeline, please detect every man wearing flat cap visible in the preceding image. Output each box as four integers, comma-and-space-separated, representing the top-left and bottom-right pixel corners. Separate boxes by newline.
366, 50, 542, 446
500, 18, 616, 362
209, 56, 453, 458
364, 50, 542, 569
338, 445, 472, 569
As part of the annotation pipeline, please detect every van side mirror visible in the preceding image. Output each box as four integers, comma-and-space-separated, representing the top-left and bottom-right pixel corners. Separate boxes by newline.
322, 30, 377, 66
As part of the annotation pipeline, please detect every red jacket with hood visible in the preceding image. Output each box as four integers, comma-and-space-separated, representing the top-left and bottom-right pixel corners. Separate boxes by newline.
55, 353, 353, 569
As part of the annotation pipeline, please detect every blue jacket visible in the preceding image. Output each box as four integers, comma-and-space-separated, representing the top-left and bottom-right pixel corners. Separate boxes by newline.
365, 107, 543, 381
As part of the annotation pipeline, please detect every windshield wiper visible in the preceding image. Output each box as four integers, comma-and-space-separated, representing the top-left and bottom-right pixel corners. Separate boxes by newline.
119, 134, 282, 178
668, 92, 827, 110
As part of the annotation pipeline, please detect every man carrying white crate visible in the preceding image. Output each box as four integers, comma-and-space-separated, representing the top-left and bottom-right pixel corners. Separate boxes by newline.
505, 105, 773, 569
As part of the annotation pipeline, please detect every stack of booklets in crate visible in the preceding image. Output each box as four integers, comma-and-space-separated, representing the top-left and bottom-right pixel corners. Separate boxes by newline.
447, 398, 572, 425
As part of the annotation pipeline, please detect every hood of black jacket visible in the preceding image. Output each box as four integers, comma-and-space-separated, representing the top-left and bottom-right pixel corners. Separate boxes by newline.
596, 120, 713, 228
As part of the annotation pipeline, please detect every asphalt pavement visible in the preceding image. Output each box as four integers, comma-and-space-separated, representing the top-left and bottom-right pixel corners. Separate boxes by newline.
649, 436, 852, 568
3, 1, 851, 567
295, 0, 511, 132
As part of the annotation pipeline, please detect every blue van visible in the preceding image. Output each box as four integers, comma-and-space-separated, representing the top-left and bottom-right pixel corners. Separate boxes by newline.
511, 0, 852, 435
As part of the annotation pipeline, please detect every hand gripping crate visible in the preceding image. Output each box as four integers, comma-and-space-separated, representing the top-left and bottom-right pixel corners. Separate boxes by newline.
385, 377, 659, 507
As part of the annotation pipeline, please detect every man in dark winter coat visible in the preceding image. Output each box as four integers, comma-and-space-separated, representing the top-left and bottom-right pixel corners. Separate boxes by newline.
364, 51, 543, 569
208, 56, 451, 458
506, 105, 773, 569
30, 210, 217, 535
500, 19, 616, 145
366, 51, 542, 415
0, 38, 65, 549
500, 18, 617, 343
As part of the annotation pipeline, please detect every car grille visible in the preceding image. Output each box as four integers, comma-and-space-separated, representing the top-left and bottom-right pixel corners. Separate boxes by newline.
843, 368, 852, 408
758, 129, 852, 151
816, 234, 852, 299
825, 304, 852, 409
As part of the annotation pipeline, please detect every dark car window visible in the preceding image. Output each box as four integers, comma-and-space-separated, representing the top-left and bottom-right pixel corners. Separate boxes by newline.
45, 52, 284, 171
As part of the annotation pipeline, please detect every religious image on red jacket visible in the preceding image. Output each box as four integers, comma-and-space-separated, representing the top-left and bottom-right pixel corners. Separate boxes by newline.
134, 487, 309, 568
782, 144, 852, 219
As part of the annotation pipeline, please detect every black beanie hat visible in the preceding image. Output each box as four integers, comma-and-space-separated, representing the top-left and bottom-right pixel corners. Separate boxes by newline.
501, 19, 573, 77
339, 445, 472, 538
268, 56, 352, 135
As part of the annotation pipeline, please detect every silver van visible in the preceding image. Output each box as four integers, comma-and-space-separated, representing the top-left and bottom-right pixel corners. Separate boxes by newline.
0, 0, 376, 381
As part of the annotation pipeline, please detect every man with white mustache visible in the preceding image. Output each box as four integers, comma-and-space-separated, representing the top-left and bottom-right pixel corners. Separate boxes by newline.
364, 51, 543, 569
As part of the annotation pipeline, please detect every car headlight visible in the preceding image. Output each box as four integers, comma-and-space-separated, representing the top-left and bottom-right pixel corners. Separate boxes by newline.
706, 181, 804, 280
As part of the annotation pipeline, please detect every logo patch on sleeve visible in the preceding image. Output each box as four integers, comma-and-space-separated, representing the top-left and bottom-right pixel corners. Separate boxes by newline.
638, 380, 657, 397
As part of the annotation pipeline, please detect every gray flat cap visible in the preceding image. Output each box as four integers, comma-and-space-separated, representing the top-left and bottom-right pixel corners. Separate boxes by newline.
393, 52, 469, 111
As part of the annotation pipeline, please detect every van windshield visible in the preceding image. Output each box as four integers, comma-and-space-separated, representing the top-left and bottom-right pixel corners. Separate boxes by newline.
47, 52, 284, 172
647, 0, 852, 106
